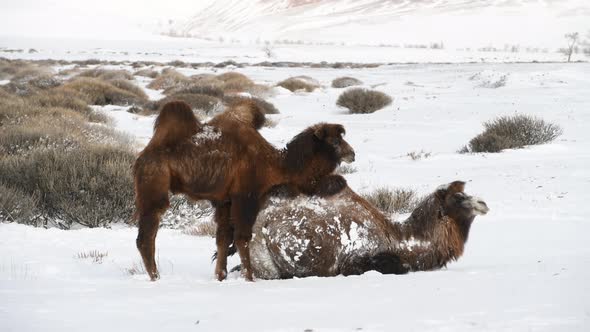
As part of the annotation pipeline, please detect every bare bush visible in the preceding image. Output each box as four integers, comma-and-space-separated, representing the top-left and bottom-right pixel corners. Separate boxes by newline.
407, 150, 431, 160
147, 93, 222, 114
164, 83, 224, 98
134, 69, 159, 79
277, 76, 319, 92
75, 250, 108, 264
0, 145, 135, 229
77, 68, 134, 81
223, 95, 279, 114
0, 183, 39, 224
134, 69, 159, 78
462, 114, 563, 153
336, 88, 392, 114
362, 187, 419, 215
108, 79, 148, 100
147, 68, 189, 90
332, 76, 363, 88
63, 78, 147, 106
182, 221, 217, 237
336, 165, 357, 174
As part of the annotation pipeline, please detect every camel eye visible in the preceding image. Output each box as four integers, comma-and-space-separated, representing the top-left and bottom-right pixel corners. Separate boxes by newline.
453, 192, 466, 200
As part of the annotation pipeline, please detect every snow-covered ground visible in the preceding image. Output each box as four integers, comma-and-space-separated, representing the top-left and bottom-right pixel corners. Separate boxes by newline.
2, 62, 590, 331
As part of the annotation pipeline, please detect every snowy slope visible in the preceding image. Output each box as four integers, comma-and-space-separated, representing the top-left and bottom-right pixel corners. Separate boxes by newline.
174, 0, 590, 48
1, 62, 590, 331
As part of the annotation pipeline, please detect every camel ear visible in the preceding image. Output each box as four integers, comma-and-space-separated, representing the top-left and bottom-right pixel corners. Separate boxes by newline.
448, 181, 466, 194
314, 126, 327, 140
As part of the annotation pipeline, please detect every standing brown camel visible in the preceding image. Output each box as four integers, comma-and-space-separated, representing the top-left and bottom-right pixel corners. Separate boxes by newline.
133, 101, 355, 281
240, 181, 489, 279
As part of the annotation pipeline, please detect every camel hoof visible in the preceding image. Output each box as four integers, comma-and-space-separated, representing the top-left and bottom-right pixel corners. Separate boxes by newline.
149, 272, 160, 281
216, 269, 228, 281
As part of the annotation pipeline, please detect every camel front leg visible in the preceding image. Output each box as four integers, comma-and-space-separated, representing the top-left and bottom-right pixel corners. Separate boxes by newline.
231, 194, 259, 282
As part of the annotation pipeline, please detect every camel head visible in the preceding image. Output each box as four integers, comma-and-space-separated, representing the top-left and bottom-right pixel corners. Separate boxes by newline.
284, 123, 355, 172
435, 181, 489, 221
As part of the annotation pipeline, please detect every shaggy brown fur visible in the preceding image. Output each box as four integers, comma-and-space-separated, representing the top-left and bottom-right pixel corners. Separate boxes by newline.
133, 100, 355, 281
243, 181, 489, 279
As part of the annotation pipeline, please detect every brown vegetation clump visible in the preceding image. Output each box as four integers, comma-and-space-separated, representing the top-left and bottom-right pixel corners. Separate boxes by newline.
362, 187, 419, 215
336, 88, 392, 114
146, 93, 222, 115
147, 68, 189, 90
0, 183, 39, 224
0, 145, 135, 229
76, 68, 134, 81
277, 76, 319, 92
29, 88, 106, 122
461, 114, 563, 153
223, 95, 279, 114
332, 76, 363, 88
134, 69, 159, 78
63, 77, 147, 106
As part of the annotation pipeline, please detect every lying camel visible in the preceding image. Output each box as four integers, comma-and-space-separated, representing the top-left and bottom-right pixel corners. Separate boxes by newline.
240, 181, 489, 279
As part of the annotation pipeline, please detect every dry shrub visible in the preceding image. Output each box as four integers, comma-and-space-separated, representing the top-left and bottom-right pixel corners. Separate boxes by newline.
148, 93, 222, 114
63, 78, 147, 106
0, 122, 80, 156
217, 72, 255, 93
362, 187, 419, 215
4, 67, 61, 96
407, 150, 431, 160
75, 250, 108, 264
0, 145, 135, 229
223, 95, 279, 114
134, 69, 159, 78
462, 114, 563, 153
332, 76, 363, 88
336, 165, 357, 174
108, 79, 148, 100
164, 83, 224, 98
147, 68, 189, 90
29, 89, 107, 123
0, 59, 37, 80
77, 68, 134, 81
277, 76, 319, 92
182, 221, 217, 237
0, 183, 39, 224
336, 88, 392, 114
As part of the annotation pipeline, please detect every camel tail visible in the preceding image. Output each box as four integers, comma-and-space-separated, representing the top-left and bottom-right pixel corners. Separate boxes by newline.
151, 100, 202, 145
210, 243, 237, 262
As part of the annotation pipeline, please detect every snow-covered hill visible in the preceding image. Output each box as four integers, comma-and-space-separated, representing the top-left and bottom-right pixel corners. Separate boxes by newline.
173, 0, 589, 48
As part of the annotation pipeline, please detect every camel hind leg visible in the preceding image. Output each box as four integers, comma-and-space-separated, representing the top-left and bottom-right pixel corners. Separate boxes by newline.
135, 174, 170, 281
212, 201, 233, 281
231, 194, 259, 281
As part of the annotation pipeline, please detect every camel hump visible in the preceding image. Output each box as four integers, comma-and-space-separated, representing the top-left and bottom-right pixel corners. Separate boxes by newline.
152, 101, 202, 146
212, 98, 266, 130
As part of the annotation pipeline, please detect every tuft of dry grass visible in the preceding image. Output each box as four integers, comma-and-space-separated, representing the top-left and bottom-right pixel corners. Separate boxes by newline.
277, 76, 319, 92
126, 261, 147, 276
182, 220, 217, 238
461, 114, 563, 153
63, 78, 147, 106
336, 88, 392, 114
362, 187, 420, 215
76, 68, 134, 81
0, 183, 39, 224
147, 68, 189, 90
75, 250, 108, 264
223, 95, 279, 114
147, 93, 222, 115
336, 165, 357, 174
133, 68, 159, 78
407, 150, 432, 160
332, 76, 363, 88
